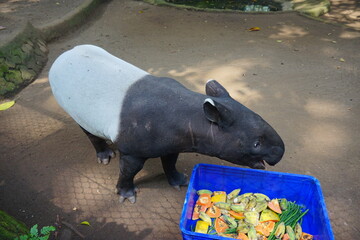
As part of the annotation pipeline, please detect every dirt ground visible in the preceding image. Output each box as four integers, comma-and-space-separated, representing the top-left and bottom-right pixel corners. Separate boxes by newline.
1, 0, 360, 239
0, 0, 85, 43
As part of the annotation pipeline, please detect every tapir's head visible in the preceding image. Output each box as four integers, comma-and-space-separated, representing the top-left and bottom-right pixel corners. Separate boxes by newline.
201, 80, 285, 169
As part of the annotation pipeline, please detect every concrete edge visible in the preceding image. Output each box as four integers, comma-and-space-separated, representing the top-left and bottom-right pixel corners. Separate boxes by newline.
0, 0, 108, 100
143, 0, 331, 17
143, 0, 294, 14
40, 0, 109, 42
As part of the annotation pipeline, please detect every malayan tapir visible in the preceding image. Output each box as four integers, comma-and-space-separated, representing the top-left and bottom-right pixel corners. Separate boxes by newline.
49, 45, 285, 203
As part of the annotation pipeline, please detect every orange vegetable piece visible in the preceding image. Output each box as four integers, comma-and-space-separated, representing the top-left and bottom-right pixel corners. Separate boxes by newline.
255, 221, 275, 237
206, 203, 221, 218
192, 203, 208, 220
265, 221, 275, 233
268, 199, 282, 214
237, 232, 249, 240
197, 193, 212, 207
229, 210, 245, 220
215, 217, 229, 234
301, 232, 314, 240
282, 233, 290, 240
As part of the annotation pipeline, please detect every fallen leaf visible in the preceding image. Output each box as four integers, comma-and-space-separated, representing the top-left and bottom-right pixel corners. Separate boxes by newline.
339, 58, 345, 62
276, 40, 283, 43
0, 101, 15, 111
80, 221, 91, 226
138, 10, 143, 13
248, 27, 261, 31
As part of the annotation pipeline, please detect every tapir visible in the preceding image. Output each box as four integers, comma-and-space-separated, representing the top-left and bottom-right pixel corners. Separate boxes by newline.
49, 45, 285, 203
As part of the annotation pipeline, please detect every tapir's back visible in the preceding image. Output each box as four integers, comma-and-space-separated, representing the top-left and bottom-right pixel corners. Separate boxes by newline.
49, 45, 149, 142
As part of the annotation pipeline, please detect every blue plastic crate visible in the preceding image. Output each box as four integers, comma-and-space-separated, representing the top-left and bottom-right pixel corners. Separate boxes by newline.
179, 164, 334, 240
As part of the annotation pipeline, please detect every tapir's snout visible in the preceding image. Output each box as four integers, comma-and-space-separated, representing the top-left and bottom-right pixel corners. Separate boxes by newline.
262, 129, 285, 166
264, 145, 285, 166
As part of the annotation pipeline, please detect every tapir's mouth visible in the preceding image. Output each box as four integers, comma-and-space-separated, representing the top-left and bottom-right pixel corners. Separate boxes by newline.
250, 159, 266, 170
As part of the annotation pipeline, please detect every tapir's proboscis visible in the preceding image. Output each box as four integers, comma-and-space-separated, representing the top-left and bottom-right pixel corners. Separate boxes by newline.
49, 45, 285, 203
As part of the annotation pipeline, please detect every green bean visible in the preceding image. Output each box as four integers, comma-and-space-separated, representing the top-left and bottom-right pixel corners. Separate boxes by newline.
268, 202, 309, 240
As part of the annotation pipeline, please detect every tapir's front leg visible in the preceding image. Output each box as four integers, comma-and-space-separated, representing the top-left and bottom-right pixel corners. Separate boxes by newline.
161, 153, 188, 190
116, 155, 146, 203
80, 126, 115, 164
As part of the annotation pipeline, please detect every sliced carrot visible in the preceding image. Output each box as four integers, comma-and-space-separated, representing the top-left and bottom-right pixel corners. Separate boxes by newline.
215, 217, 229, 234
192, 203, 208, 220
229, 210, 245, 220
268, 199, 282, 214
237, 232, 249, 240
206, 203, 221, 218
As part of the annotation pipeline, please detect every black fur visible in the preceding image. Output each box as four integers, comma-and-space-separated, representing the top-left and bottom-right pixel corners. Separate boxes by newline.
101, 76, 285, 202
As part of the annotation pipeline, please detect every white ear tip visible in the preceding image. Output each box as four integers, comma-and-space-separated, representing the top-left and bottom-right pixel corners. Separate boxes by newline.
206, 79, 215, 83
204, 98, 215, 106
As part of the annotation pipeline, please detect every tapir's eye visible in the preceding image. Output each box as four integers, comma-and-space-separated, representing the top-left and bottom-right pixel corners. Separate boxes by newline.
254, 141, 261, 148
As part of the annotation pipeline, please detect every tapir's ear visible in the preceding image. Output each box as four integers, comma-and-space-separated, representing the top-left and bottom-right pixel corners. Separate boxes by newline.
203, 98, 234, 128
205, 79, 230, 98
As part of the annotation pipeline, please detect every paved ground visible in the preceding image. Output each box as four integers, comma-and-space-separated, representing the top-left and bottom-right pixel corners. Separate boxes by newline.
1, 0, 360, 239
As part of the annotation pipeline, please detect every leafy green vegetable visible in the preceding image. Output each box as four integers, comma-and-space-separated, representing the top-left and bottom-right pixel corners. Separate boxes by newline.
14, 224, 55, 240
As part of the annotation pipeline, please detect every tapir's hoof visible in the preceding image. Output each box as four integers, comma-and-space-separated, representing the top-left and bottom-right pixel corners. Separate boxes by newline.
171, 174, 189, 191
97, 149, 115, 165
119, 195, 136, 204
117, 187, 138, 204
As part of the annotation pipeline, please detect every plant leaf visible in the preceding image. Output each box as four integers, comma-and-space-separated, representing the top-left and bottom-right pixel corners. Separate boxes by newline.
40, 226, 56, 235
38, 236, 50, 240
0, 100, 15, 111
248, 27, 260, 31
80, 221, 91, 226
19, 235, 28, 240
30, 224, 39, 237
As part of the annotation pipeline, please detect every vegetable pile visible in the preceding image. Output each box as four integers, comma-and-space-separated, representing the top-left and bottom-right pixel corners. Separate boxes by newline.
191, 189, 314, 240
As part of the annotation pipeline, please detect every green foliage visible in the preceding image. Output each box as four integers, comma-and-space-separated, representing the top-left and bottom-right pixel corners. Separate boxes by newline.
14, 224, 56, 240
0, 210, 28, 240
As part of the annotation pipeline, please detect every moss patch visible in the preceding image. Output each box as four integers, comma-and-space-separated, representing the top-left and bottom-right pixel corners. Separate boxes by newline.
0, 210, 29, 240
0, 23, 48, 99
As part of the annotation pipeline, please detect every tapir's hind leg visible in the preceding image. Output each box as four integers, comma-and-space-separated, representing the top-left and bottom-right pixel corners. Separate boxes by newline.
161, 153, 189, 190
116, 154, 146, 204
80, 126, 115, 165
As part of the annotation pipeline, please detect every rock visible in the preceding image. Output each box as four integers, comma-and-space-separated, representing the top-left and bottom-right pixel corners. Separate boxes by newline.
20, 66, 36, 80
21, 43, 34, 55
